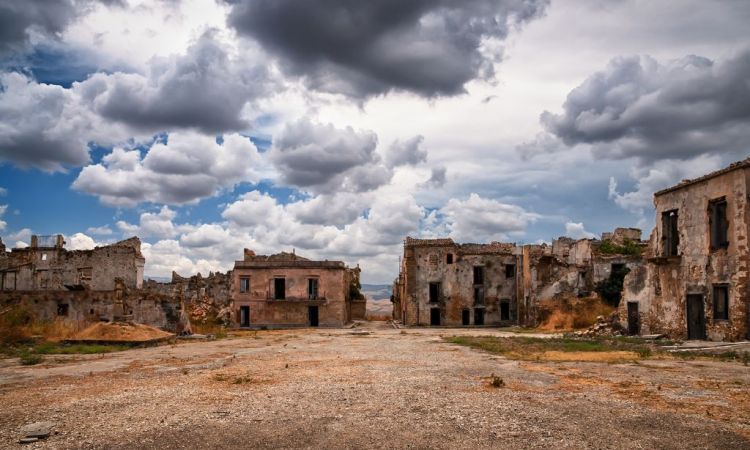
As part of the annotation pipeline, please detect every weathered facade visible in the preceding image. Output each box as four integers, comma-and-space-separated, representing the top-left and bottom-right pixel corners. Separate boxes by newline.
393, 228, 645, 327
620, 159, 750, 341
0, 235, 144, 291
232, 249, 361, 328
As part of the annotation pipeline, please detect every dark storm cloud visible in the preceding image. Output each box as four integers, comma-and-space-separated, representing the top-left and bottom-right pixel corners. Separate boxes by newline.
0, 0, 78, 55
225, 0, 549, 98
85, 31, 272, 134
539, 49, 750, 162
270, 119, 393, 193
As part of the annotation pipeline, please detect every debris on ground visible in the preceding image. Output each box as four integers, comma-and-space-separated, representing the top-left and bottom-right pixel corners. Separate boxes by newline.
68, 322, 174, 343
571, 313, 624, 337
19, 421, 55, 444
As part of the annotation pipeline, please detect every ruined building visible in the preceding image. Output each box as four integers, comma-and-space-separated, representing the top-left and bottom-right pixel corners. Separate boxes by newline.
392, 228, 645, 327
0, 235, 186, 332
1, 235, 144, 291
232, 249, 363, 328
620, 159, 750, 341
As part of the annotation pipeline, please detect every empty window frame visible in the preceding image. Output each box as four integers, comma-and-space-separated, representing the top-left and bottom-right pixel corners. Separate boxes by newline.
473, 266, 485, 285
308, 278, 319, 300
428, 282, 441, 303
505, 264, 516, 278
474, 286, 485, 305
713, 284, 729, 321
274, 278, 286, 300
446, 253, 454, 264
77, 267, 92, 286
57, 303, 69, 316
239, 277, 250, 293
709, 198, 729, 250
662, 210, 679, 256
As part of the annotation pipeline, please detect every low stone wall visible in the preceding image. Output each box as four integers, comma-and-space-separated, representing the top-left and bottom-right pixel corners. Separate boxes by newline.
0, 289, 183, 332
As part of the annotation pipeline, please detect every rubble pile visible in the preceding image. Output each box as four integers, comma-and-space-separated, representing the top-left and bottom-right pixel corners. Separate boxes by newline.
572, 313, 624, 337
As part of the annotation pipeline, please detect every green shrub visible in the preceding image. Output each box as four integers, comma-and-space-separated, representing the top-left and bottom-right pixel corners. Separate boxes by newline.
19, 352, 43, 366
597, 239, 642, 256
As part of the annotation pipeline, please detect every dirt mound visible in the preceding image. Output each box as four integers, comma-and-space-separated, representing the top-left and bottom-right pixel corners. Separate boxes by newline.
537, 296, 614, 331
71, 322, 174, 343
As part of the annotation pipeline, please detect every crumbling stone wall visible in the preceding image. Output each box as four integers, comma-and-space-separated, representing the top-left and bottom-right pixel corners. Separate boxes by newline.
0, 288, 184, 332
143, 271, 233, 326
396, 238, 520, 326
0, 235, 144, 291
396, 229, 645, 328
619, 162, 750, 341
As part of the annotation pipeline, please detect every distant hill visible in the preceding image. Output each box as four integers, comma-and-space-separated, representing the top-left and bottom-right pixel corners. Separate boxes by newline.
361, 284, 393, 318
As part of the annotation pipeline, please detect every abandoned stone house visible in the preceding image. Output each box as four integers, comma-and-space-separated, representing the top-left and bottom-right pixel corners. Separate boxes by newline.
619, 159, 750, 341
0, 235, 144, 291
231, 249, 364, 328
392, 228, 645, 327
0, 235, 187, 332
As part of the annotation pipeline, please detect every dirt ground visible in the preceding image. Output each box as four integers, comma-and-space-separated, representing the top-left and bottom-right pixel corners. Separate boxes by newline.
0, 322, 748, 449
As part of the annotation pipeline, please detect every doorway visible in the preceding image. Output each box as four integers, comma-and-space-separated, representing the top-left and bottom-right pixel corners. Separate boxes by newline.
430, 308, 441, 326
239, 306, 250, 327
686, 294, 706, 340
474, 308, 484, 326
462, 309, 470, 326
500, 301, 510, 321
627, 302, 640, 335
308, 306, 319, 327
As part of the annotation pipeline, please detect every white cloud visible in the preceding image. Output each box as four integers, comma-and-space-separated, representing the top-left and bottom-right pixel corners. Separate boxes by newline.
74, 132, 264, 206
67, 232, 97, 250
0, 204, 6, 232
439, 193, 539, 242
116, 206, 184, 239
608, 154, 723, 217
86, 225, 113, 236
565, 222, 596, 239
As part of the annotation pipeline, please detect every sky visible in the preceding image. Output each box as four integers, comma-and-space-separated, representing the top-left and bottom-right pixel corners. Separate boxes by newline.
0, 0, 749, 284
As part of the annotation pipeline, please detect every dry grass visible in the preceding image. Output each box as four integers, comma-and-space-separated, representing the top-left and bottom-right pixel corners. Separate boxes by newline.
190, 323, 228, 338
1, 304, 82, 345
445, 335, 653, 362
537, 296, 614, 331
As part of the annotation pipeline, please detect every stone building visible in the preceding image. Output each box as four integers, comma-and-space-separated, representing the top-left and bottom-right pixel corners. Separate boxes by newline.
393, 228, 645, 327
620, 159, 750, 341
231, 249, 362, 328
0, 235, 144, 291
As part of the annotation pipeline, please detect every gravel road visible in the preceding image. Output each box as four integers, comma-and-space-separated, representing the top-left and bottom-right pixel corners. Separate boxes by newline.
0, 322, 748, 449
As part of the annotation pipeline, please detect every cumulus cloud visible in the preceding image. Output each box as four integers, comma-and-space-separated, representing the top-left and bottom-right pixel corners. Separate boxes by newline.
86, 31, 272, 133
226, 0, 549, 98
438, 193, 538, 242
270, 119, 392, 193
73, 132, 263, 206
66, 232, 97, 250
116, 206, 185, 239
285, 192, 370, 227
608, 154, 723, 217
539, 49, 750, 162
565, 222, 596, 239
0, 72, 100, 171
385, 135, 427, 168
